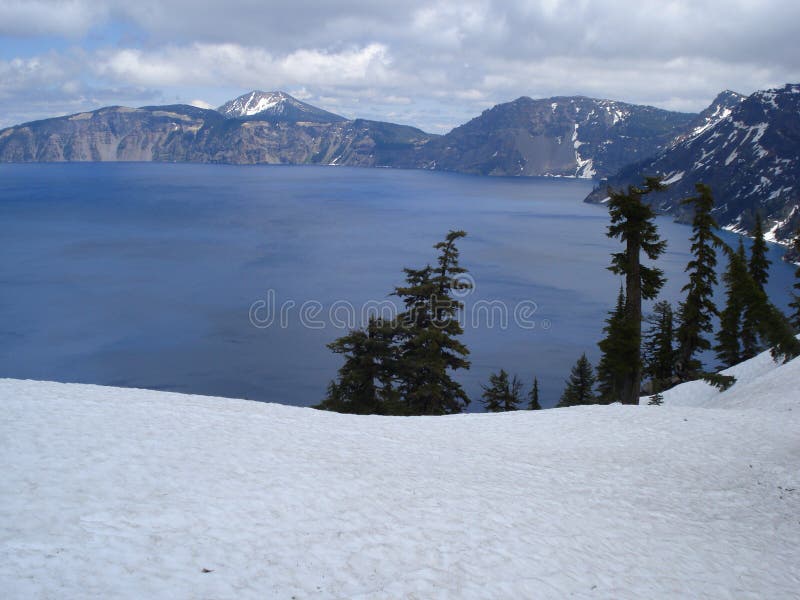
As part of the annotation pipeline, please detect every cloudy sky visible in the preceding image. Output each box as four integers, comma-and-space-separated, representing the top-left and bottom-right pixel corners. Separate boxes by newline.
1, 0, 799, 133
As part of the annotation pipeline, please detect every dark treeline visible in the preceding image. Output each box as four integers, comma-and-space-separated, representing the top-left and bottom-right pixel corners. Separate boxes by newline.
317, 182, 800, 415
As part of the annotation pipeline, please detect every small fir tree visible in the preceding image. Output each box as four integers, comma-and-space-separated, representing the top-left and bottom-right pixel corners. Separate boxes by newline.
702, 372, 736, 392
647, 392, 664, 406
714, 239, 747, 368
528, 377, 542, 410
597, 285, 635, 404
643, 300, 676, 391
557, 354, 598, 407
481, 370, 523, 412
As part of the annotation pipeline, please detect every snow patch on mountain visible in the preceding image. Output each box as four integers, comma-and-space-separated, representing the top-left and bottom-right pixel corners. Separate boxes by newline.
572, 123, 596, 178
598, 100, 629, 125
188, 99, 214, 110
765, 205, 799, 243
662, 170, 685, 185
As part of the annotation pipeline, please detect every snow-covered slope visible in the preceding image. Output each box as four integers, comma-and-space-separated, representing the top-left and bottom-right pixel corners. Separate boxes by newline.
2, 368, 799, 598
641, 343, 800, 411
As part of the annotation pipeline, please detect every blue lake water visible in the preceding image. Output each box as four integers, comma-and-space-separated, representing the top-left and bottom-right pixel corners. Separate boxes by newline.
0, 163, 795, 408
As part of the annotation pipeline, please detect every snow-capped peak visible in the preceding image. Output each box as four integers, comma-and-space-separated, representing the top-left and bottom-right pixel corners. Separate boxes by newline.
217, 91, 294, 118
673, 89, 746, 145
216, 91, 346, 122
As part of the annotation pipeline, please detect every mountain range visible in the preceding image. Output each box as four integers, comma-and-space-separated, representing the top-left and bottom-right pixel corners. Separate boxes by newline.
585, 84, 800, 245
1, 86, 798, 244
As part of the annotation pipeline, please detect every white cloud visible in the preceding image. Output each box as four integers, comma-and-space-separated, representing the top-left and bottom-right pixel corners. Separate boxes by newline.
0, 51, 161, 127
95, 43, 392, 89
0, 1, 799, 132
0, 0, 105, 37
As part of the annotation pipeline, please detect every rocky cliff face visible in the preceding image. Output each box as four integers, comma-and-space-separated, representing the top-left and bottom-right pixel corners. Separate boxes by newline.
585, 84, 800, 244
0, 102, 432, 167
412, 96, 695, 178
0, 105, 222, 162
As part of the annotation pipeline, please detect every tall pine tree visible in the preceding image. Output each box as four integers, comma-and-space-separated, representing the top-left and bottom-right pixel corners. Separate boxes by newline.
643, 300, 676, 392
714, 239, 748, 368
675, 183, 724, 381
557, 354, 597, 407
606, 177, 667, 403
528, 377, 542, 410
393, 230, 471, 415
481, 370, 523, 412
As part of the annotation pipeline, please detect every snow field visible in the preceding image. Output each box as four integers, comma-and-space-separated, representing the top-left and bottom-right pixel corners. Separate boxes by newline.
1, 350, 799, 598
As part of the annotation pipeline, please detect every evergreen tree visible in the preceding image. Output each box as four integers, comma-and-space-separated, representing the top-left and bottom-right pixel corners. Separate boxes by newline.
725, 240, 800, 364
643, 300, 676, 391
647, 392, 664, 406
748, 213, 771, 291
740, 290, 762, 360
760, 303, 800, 362
481, 369, 523, 412
715, 239, 748, 368
528, 377, 542, 410
393, 230, 471, 415
597, 285, 634, 403
557, 354, 598, 407
789, 231, 800, 331
675, 184, 724, 380
605, 177, 667, 403
740, 218, 772, 359
316, 317, 398, 414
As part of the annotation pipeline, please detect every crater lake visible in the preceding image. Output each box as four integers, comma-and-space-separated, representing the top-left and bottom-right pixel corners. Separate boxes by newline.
0, 163, 795, 408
